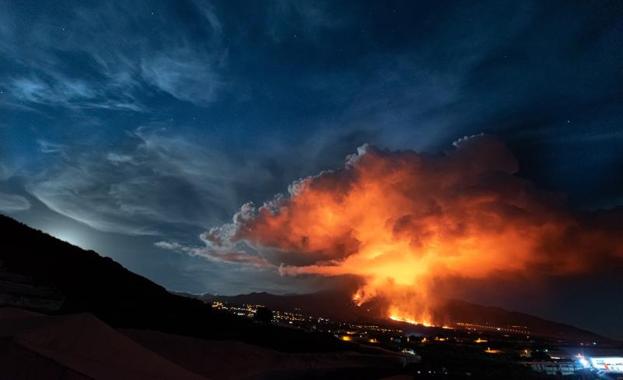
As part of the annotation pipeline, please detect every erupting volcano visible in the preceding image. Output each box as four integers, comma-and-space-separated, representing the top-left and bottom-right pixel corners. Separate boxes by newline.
204, 135, 623, 326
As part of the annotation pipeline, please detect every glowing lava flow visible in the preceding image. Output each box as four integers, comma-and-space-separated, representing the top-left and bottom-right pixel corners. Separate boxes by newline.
389, 314, 435, 328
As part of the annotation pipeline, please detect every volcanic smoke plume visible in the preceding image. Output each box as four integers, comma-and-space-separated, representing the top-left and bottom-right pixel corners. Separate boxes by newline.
204, 135, 623, 325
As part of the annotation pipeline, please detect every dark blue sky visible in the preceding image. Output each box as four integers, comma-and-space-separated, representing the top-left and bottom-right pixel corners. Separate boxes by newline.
1, 0, 622, 337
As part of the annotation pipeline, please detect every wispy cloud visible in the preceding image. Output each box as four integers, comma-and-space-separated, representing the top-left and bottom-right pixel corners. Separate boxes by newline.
37, 140, 68, 155
3, 75, 143, 111
0, 0, 225, 110
0, 192, 31, 212
27, 127, 272, 235
141, 48, 224, 104
0, 164, 12, 181
155, 240, 271, 268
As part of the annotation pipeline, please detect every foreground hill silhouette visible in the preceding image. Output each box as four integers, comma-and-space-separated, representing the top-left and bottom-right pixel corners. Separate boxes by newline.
0, 214, 346, 352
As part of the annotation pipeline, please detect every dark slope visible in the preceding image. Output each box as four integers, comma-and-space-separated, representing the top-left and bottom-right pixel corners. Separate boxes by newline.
0, 215, 346, 352
0, 307, 417, 380
0, 308, 206, 380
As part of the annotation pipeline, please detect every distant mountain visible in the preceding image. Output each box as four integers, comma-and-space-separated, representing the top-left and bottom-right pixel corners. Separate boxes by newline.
436, 299, 605, 342
205, 291, 608, 343
202, 291, 364, 319
0, 214, 346, 352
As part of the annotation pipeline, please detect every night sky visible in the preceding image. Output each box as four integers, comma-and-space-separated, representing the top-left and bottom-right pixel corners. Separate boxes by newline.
1, 1, 622, 338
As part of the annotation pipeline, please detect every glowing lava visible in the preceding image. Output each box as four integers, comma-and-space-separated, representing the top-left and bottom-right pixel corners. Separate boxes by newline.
389, 314, 434, 327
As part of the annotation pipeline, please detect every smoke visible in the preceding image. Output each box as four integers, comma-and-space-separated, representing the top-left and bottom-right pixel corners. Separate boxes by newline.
203, 135, 623, 323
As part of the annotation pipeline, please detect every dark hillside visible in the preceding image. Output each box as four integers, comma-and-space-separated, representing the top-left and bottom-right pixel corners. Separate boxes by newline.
0, 214, 346, 352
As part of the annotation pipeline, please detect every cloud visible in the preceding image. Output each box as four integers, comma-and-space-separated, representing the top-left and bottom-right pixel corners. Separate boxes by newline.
8, 77, 96, 103
27, 127, 272, 235
0, 192, 31, 212
0, 164, 12, 181
200, 135, 623, 322
2, 74, 143, 112
141, 49, 223, 104
37, 140, 68, 155
0, 166, 28, 214
0, 0, 225, 109
106, 153, 135, 165
155, 239, 271, 268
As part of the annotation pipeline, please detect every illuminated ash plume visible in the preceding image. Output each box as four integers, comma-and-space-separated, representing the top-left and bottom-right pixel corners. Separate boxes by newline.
204, 135, 623, 325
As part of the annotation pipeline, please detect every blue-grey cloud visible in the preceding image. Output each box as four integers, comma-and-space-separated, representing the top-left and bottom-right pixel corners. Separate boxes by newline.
27, 127, 273, 235
155, 239, 271, 268
0, 192, 31, 212
141, 48, 224, 104
0, 0, 225, 110
37, 140, 68, 156
8, 77, 92, 103
5, 76, 144, 111
0, 164, 12, 181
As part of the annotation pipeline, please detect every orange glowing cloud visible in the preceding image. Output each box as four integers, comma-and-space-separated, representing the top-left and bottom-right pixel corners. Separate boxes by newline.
204, 135, 623, 325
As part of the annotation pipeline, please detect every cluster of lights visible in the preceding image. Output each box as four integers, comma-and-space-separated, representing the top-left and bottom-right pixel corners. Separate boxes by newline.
273, 310, 308, 324
212, 302, 259, 318
212, 300, 404, 346
211, 299, 623, 375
